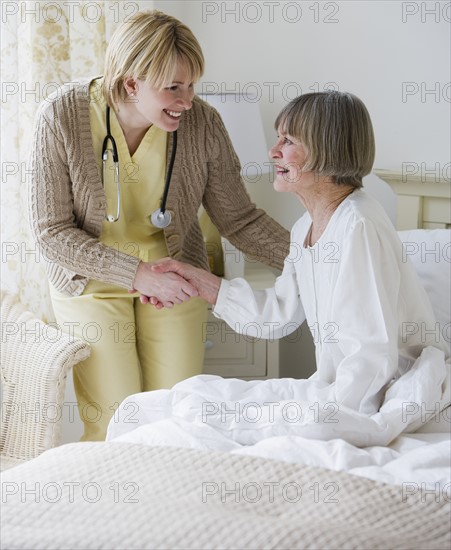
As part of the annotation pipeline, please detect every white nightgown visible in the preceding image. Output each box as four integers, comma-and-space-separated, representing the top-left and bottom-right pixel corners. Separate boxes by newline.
214, 189, 448, 415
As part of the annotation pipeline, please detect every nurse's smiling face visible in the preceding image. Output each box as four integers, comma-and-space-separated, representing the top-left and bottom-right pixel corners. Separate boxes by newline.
269, 129, 311, 193
123, 59, 195, 132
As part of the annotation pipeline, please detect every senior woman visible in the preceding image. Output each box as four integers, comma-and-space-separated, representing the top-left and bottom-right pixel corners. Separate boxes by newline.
29, 10, 289, 441
134, 90, 448, 446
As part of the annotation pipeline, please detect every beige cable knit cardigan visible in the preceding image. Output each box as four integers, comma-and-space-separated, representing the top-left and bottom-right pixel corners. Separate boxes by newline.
29, 79, 290, 297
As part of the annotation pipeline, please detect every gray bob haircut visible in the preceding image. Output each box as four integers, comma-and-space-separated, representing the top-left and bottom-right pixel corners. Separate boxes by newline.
102, 10, 205, 108
275, 91, 375, 188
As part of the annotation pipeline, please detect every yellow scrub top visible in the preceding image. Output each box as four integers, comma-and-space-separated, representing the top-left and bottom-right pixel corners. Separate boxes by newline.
89, 77, 169, 262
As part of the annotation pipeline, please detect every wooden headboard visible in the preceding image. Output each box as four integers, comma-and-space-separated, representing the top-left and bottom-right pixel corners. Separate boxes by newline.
374, 169, 451, 230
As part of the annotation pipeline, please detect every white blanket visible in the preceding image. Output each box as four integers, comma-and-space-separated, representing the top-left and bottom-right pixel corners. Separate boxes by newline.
107, 352, 451, 490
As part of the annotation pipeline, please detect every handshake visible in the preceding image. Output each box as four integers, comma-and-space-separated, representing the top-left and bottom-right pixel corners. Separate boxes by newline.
131, 258, 221, 309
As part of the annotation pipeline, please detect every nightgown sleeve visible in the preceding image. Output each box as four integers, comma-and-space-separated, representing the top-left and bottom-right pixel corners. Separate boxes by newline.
213, 253, 306, 340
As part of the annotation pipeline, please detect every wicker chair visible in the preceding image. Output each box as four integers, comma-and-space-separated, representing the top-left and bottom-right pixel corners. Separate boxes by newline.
0, 292, 90, 470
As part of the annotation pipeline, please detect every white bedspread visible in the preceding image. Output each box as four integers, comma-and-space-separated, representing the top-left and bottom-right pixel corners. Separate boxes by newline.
2, 442, 450, 550
107, 354, 451, 490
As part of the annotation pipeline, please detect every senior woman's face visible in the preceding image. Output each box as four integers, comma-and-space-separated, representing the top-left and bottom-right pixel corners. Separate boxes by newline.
129, 60, 195, 132
269, 129, 309, 193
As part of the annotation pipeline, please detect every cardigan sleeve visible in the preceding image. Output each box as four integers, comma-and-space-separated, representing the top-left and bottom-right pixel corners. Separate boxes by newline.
28, 98, 140, 290
201, 108, 290, 271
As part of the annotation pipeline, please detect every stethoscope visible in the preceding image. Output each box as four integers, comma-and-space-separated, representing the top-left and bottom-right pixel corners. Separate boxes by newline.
102, 105, 177, 228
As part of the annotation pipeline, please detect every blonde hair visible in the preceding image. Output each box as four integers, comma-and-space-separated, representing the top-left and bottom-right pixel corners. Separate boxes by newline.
102, 10, 205, 107
275, 91, 375, 188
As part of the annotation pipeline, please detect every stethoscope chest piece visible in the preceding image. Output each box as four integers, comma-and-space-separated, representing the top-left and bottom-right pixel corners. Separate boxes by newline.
150, 208, 172, 228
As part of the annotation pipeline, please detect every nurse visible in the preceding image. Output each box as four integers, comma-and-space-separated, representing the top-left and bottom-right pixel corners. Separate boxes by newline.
149, 90, 447, 419
29, 10, 289, 441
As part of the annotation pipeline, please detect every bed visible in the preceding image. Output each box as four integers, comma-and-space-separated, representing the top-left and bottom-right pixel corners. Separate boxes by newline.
1, 225, 450, 549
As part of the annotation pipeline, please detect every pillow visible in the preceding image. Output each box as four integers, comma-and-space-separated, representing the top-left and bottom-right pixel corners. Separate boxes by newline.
397, 229, 450, 357
0, 292, 90, 470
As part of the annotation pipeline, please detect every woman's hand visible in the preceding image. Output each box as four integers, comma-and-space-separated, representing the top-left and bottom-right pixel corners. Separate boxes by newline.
137, 258, 221, 308
131, 261, 198, 308
150, 258, 221, 306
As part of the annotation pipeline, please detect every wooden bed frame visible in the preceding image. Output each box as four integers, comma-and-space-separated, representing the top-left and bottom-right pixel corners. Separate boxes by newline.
374, 169, 451, 230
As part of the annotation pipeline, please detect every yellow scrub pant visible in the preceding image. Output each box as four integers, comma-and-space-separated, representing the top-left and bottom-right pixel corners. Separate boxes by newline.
50, 280, 208, 441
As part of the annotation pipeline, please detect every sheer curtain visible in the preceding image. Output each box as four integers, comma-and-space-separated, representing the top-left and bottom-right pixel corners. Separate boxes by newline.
1, 1, 154, 320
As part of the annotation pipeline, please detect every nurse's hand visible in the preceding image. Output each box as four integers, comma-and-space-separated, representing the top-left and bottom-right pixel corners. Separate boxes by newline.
150, 258, 221, 306
132, 261, 198, 308
139, 295, 165, 309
